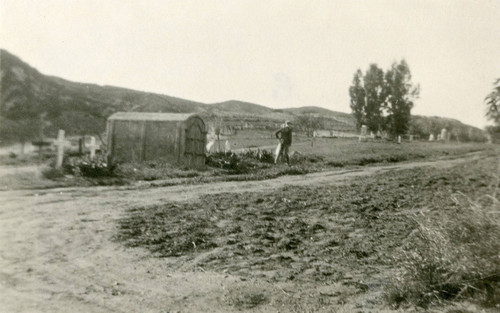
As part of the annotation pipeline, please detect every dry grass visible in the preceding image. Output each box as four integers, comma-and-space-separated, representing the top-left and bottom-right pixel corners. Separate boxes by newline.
386, 171, 500, 308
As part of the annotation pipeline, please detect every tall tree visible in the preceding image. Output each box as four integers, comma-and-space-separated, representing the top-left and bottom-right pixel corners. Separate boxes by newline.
363, 64, 386, 132
485, 78, 500, 143
349, 69, 366, 130
384, 60, 419, 136
485, 78, 500, 124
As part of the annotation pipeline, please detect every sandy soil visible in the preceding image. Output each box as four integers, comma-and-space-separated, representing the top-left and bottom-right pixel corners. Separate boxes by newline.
0, 152, 490, 313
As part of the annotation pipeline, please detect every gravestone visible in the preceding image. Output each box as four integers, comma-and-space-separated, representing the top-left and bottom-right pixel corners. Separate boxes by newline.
224, 140, 231, 153
206, 140, 216, 153
55, 129, 65, 168
398, 136, 401, 144
429, 134, 435, 141
409, 135, 414, 141
359, 125, 367, 142
437, 134, 441, 141
361, 125, 367, 136
89, 136, 100, 160
441, 128, 447, 141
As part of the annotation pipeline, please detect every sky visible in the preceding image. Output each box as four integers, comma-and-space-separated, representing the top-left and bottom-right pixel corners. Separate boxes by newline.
1, 0, 499, 128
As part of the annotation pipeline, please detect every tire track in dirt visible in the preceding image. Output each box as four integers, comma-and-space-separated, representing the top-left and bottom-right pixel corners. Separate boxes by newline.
0, 151, 491, 313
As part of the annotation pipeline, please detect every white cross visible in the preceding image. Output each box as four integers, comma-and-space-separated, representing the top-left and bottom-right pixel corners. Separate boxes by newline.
55, 129, 65, 168
88, 136, 100, 160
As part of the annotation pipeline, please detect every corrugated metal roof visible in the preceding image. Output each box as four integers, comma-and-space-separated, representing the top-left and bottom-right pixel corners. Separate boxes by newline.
108, 112, 199, 122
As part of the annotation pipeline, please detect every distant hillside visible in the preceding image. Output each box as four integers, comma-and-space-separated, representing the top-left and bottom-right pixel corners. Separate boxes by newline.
283, 106, 353, 120
209, 100, 274, 115
0, 49, 485, 143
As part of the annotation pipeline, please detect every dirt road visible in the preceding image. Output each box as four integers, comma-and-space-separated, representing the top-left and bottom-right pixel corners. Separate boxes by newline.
0, 152, 489, 313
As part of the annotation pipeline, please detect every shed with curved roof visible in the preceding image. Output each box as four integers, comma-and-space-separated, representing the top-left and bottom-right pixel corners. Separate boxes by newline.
106, 112, 207, 169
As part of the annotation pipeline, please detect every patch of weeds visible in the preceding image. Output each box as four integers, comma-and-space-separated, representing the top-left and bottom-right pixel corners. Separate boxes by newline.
206, 152, 272, 174
41, 166, 65, 180
357, 156, 382, 166
241, 149, 275, 164
307, 155, 324, 163
115, 204, 217, 257
278, 166, 310, 176
326, 160, 345, 167
386, 155, 407, 163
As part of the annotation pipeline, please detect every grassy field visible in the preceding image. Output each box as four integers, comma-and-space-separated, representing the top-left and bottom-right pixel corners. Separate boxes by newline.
223, 129, 492, 162
0, 135, 495, 190
290, 138, 491, 163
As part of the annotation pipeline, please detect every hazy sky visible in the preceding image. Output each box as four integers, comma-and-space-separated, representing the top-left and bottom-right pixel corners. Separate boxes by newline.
1, 0, 499, 128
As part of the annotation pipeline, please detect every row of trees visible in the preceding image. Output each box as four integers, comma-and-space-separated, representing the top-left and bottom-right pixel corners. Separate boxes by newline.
349, 60, 420, 136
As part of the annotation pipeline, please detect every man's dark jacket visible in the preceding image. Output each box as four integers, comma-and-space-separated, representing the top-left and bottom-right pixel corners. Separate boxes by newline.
276, 126, 292, 146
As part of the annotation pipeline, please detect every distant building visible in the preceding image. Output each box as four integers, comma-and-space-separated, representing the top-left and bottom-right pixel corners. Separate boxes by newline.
106, 112, 207, 169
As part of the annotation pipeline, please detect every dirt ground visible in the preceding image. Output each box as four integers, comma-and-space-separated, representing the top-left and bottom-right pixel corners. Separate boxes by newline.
0, 151, 496, 313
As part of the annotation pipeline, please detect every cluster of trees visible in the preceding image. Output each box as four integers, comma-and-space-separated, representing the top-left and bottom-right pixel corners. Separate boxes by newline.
349, 60, 420, 136
294, 114, 324, 137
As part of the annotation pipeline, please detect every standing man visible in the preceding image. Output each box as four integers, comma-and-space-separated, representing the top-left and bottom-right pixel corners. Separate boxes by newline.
275, 121, 293, 165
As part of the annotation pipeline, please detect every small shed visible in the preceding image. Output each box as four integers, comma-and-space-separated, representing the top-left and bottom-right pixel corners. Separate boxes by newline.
106, 112, 207, 169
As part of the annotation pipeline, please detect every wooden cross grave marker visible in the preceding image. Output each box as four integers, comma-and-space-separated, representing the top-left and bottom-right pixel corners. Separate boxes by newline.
55, 129, 65, 168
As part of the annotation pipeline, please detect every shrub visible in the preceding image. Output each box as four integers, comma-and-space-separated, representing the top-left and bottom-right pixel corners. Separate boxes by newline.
240, 149, 275, 164
206, 151, 273, 174
63, 154, 115, 177
386, 192, 500, 307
